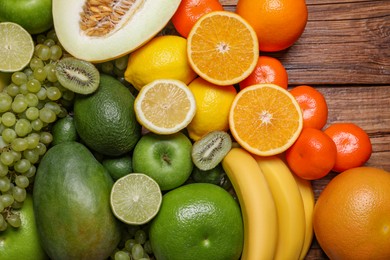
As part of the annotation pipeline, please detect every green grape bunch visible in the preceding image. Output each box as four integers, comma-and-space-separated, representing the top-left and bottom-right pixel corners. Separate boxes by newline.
0, 30, 74, 232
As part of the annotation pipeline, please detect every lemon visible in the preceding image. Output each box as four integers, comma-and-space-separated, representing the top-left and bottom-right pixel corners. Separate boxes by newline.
124, 35, 197, 91
134, 79, 196, 135
187, 77, 237, 141
0, 22, 34, 72
110, 173, 162, 225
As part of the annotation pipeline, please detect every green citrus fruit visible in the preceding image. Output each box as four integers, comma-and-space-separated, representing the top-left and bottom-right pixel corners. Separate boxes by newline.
0, 195, 48, 260
51, 115, 78, 146
110, 173, 162, 225
102, 154, 133, 181
149, 183, 244, 260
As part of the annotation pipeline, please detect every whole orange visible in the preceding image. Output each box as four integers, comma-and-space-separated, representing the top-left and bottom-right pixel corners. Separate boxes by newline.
285, 127, 337, 180
239, 56, 288, 90
313, 167, 390, 260
236, 0, 308, 52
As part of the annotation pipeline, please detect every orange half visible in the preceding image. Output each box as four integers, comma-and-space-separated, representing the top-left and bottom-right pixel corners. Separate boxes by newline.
229, 83, 303, 156
187, 11, 259, 86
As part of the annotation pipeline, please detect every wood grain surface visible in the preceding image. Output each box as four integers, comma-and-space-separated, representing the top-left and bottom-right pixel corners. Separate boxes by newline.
221, 0, 390, 259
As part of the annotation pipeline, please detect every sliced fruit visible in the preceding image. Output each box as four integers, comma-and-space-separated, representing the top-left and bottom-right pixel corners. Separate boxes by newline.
229, 83, 303, 156
134, 79, 196, 135
110, 173, 162, 225
52, 0, 181, 62
187, 10, 259, 86
0, 22, 34, 72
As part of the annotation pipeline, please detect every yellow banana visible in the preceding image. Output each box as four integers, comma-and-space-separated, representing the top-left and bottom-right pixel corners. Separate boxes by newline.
222, 148, 278, 260
292, 174, 315, 260
255, 155, 306, 260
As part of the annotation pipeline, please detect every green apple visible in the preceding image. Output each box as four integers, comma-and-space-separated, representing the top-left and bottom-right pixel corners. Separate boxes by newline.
0, 195, 48, 260
0, 0, 53, 34
132, 132, 194, 191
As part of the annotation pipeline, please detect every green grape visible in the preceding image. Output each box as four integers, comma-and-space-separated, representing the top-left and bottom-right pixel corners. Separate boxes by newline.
6, 213, 21, 228
44, 102, 62, 115
26, 133, 40, 149
12, 72, 28, 86
36, 44, 51, 61
11, 137, 29, 152
23, 67, 34, 80
2, 128, 17, 143
124, 239, 136, 252
11, 98, 28, 114
33, 67, 47, 82
101, 61, 114, 75
14, 159, 31, 174
46, 86, 62, 101
131, 244, 145, 260
0, 151, 14, 166
0, 162, 8, 177
0, 176, 11, 192
36, 34, 46, 44
114, 251, 130, 260
15, 175, 29, 189
24, 165, 36, 178
44, 63, 57, 82
26, 78, 42, 93
39, 107, 56, 123
10, 150, 21, 162
29, 56, 45, 70
25, 107, 39, 121
31, 118, 44, 131
12, 200, 24, 209
46, 30, 58, 42
23, 149, 40, 164
143, 241, 153, 255
19, 83, 29, 95
36, 88, 47, 101
1, 194, 14, 207
12, 186, 26, 202
0, 200, 4, 212
35, 142, 47, 156
0, 92, 12, 112
44, 38, 56, 47
15, 118, 32, 137
6, 83, 20, 97
62, 90, 75, 101
50, 45, 63, 61
40, 131, 53, 145
2, 112, 16, 127
115, 55, 129, 71
134, 229, 147, 244
25, 93, 39, 107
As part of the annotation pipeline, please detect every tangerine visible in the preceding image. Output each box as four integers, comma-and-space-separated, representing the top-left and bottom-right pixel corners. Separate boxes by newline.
285, 127, 337, 180
236, 0, 308, 52
171, 0, 224, 38
239, 56, 288, 90
324, 123, 372, 172
289, 85, 328, 129
313, 166, 390, 260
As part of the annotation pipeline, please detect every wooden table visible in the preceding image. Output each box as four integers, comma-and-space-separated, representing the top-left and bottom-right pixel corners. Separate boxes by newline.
222, 0, 390, 258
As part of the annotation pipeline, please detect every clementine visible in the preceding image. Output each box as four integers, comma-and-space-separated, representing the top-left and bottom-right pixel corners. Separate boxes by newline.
313, 166, 390, 260
285, 127, 337, 180
236, 0, 308, 52
324, 123, 372, 172
289, 85, 328, 129
171, 0, 224, 38
239, 56, 288, 90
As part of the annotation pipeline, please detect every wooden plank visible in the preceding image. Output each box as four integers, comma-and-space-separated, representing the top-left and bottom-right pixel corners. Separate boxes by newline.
220, 0, 390, 85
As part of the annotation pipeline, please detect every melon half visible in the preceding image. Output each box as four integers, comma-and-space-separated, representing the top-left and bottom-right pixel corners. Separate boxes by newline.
53, 0, 181, 62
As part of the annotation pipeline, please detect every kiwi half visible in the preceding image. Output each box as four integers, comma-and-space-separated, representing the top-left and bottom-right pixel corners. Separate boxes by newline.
55, 57, 100, 94
191, 131, 232, 171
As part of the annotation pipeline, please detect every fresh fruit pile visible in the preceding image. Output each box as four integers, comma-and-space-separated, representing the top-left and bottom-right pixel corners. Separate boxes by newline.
1, 0, 389, 260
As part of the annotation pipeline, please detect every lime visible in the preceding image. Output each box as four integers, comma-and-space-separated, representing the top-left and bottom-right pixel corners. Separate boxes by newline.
149, 183, 244, 260
102, 154, 133, 181
0, 22, 34, 72
110, 173, 162, 225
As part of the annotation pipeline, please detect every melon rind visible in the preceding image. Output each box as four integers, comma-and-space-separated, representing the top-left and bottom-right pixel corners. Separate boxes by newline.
53, 0, 181, 62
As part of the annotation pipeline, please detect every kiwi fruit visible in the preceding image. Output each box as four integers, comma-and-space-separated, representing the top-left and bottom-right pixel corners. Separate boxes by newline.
191, 130, 232, 171
55, 57, 100, 94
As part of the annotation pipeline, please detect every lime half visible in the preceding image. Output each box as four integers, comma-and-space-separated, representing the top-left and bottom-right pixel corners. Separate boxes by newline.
0, 22, 34, 72
110, 173, 162, 225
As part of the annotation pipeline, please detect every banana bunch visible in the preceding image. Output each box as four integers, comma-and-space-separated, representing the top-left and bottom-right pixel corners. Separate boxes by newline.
222, 148, 315, 260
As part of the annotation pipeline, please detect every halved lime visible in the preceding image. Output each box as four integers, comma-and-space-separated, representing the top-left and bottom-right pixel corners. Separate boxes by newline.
110, 173, 162, 225
0, 22, 34, 72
